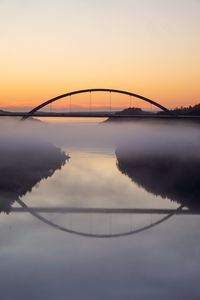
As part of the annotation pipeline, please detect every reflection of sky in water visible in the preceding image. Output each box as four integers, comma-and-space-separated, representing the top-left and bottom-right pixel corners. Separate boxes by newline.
0, 150, 200, 299
14, 151, 179, 238
1, 121, 200, 299
21, 151, 178, 209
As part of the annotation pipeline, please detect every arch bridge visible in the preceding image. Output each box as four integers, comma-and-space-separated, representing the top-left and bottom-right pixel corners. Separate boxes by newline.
13, 198, 186, 239
0, 88, 175, 119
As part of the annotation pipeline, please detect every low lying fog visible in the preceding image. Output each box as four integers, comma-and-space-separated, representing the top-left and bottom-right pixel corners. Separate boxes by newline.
0, 118, 200, 157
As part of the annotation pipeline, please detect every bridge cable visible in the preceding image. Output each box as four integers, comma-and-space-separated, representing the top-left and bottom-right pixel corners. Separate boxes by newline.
109, 91, 112, 112
69, 95, 72, 112
89, 92, 92, 112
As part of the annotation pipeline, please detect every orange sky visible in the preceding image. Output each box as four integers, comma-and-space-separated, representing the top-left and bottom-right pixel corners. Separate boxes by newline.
1, 0, 200, 111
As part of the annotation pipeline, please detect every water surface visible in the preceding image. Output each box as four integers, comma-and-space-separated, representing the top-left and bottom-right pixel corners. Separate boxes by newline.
0, 120, 200, 299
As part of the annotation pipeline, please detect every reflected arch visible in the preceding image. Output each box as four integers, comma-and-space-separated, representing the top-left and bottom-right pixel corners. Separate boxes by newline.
16, 199, 184, 238
25, 88, 172, 119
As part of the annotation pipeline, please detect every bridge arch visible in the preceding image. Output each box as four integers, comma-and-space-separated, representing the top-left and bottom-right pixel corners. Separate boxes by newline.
25, 88, 172, 118
16, 198, 183, 238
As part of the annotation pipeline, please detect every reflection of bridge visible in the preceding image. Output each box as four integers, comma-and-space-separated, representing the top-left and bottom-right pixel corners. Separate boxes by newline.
12, 206, 199, 215
0, 88, 176, 119
11, 199, 192, 238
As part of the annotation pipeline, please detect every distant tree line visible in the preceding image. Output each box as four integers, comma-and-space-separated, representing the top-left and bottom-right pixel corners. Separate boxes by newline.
166, 103, 200, 116
115, 103, 200, 116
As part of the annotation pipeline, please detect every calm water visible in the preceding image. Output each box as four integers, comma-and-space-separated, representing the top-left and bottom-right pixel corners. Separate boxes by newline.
0, 120, 200, 299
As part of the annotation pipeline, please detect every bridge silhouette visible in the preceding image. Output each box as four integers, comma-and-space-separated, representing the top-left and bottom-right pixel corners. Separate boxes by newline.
12, 206, 197, 215
0, 88, 179, 119
10, 199, 197, 238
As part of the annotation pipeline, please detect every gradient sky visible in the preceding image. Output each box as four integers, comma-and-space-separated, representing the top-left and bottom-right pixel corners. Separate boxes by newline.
1, 0, 200, 109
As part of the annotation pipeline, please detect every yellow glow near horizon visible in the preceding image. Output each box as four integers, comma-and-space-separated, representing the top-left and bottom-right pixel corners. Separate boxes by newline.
1, 0, 200, 110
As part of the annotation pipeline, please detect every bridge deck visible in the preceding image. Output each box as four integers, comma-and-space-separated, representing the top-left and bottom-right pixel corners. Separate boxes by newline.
11, 207, 199, 215
0, 111, 200, 119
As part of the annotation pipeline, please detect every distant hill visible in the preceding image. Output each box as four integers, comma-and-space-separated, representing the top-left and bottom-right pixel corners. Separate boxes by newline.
158, 103, 200, 116
114, 107, 152, 116
111, 103, 200, 117
170, 103, 200, 116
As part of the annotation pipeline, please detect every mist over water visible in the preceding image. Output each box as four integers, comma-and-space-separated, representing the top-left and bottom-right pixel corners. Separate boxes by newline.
0, 118, 200, 300
1, 118, 200, 154
1, 118, 200, 209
